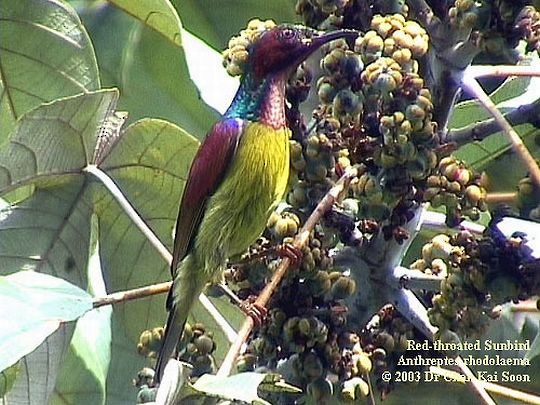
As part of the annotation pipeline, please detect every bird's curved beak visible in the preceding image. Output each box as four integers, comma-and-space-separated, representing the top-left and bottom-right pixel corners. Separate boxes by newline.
304, 29, 359, 49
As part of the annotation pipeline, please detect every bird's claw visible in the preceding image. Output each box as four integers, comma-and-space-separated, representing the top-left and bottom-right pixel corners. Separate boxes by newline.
240, 302, 268, 327
276, 243, 303, 267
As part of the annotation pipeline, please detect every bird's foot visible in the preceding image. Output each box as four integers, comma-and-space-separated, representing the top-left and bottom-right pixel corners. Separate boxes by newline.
276, 242, 303, 268
240, 301, 268, 327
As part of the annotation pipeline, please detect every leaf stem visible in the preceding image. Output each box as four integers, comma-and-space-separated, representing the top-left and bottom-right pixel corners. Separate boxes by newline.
84, 164, 172, 263
461, 77, 540, 188
216, 167, 357, 377
430, 366, 540, 404
466, 65, 540, 79
85, 164, 237, 343
455, 356, 497, 405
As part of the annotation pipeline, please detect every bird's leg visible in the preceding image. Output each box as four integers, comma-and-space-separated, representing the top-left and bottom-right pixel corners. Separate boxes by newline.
230, 242, 302, 268
239, 299, 268, 327
217, 283, 267, 326
275, 242, 303, 268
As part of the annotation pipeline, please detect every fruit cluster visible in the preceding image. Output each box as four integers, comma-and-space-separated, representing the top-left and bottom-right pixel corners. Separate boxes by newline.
307, 14, 439, 235
138, 323, 217, 379
295, 0, 409, 30
222, 18, 276, 76
360, 304, 425, 399
416, 229, 540, 341
137, 326, 164, 359
424, 156, 488, 226
448, 0, 538, 58
516, 6, 540, 53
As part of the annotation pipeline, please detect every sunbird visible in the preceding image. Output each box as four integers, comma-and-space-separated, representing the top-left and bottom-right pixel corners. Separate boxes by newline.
155, 24, 357, 382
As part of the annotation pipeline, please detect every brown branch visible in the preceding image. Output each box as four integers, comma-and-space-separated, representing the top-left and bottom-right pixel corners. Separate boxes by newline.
445, 100, 540, 146
93, 281, 172, 308
485, 192, 517, 204
216, 167, 357, 377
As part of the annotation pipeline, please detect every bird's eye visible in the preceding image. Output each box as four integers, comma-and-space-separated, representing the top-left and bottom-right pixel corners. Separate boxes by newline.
281, 28, 295, 41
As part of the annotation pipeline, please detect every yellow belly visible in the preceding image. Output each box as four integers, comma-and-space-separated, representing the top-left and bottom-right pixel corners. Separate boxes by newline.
194, 122, 290, 271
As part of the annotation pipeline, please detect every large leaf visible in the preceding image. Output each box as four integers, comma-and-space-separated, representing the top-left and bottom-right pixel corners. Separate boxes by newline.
2, 325, 73, 405
107, 0, 182, 46
95, 118, 199, 402
79, 4, 218, 139
51, 214, 112, 405
0, 271, 92, 373
174, 0, 299, 50
0, 90, 118, 286
182, 373, 300, 404
0, 0, 100, 140
0, 90, 241, 403
0, 91, 117, 403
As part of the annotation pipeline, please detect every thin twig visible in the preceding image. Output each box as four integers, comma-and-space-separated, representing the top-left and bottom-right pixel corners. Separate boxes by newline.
216, 167, 357, 377
467, 65, 540, 79
85, 164, 237, 343
430, 366, 540, 404
455, 356, 497, 405
93, 281, 172, 308
445, 100, 540, 146
485, 192, 517, 204
511, 300, 539, 313
90, 281, 239, 344
364, 371, 376, 405
461, 76, 540, 188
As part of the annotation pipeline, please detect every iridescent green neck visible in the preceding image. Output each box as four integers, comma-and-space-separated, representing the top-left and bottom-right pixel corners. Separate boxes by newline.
224, 73, 287, 129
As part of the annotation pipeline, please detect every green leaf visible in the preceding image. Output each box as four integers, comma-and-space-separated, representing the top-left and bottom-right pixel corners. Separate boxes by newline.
454, 124, 536, 169
0, 97, 205, 403
0, 90, 118, 194
0, 0, 100, 139
79, 5, 218, 139
0, 363, 19, 397
0, 90, 118, 289
186, 372, 300, 404
0, 271, 92, 373
3, 325, 74, 405
0, 91, 116, 403
96, 118, 199, 402
449, 72, 532, 132
527, 324, 540, 361
51, 214, 112, 405
174, 0, 299, 50
107, 0, 182, 46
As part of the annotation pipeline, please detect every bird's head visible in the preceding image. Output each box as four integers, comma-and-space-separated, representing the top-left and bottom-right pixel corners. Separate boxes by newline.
249, 25, 358, 80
